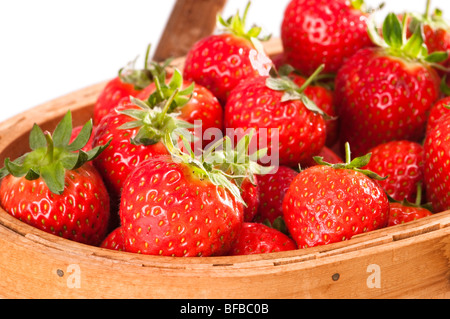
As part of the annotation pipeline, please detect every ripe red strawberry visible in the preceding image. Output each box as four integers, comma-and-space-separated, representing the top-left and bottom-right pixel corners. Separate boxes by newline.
424, 112, 450, 212
363, 140, 424, 203
388, 202, 433, 226
288, 70, 338, 146
100, 227, 125, 251
93, 45, 170, 125
92, 70, 196, 199
228, 222, 297, 256
406, 2, 450, 71
241, 177, 260, 222
426, 95, 450, 133
281, 0, 373, 75
283, 143, 389, 248
0, 111, 111, 246
335, 13, 443, 157
183, 2, 272, 105
119, 155, 244, 257
256, 165, 298, 224
224, 66, 329, 168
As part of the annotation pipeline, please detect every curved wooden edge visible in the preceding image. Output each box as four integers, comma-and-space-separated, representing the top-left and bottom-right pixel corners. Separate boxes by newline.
0, 37, 449, 298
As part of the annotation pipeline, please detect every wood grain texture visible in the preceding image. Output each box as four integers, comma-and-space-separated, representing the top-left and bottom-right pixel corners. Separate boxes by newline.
153, 0, 227, 61
0, 38, 449, 299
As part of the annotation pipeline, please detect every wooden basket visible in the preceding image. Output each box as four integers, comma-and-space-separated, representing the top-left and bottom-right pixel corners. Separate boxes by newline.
0, 1, 450, 299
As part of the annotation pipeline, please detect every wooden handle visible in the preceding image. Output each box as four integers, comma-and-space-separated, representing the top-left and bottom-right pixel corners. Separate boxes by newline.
153, 0, 228, 61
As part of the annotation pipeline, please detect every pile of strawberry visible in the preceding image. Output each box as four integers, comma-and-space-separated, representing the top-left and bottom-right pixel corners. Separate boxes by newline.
1, 0, 450, 257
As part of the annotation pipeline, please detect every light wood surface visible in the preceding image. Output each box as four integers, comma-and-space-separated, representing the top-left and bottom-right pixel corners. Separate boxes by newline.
153, 0, 227, 62
0, 38, 449, 299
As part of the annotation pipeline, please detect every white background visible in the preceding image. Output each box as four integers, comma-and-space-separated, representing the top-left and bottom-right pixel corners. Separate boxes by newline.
0, 0, 449, 122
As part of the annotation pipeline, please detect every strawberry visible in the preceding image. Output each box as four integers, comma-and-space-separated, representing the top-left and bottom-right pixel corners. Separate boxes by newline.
281, 0, 373, 75
406, 1, 450, 71
92, 70, 195, 199
363, 140, 424, 203
228, 222, 297, 256
283, 143, 389, 248
119, 130, 272, 257
424, 112, 450, 212
388, 202, 432, 226
256, 165, 298, 224
288, 68, 338, 146
224, 66, 329, 168
100, 227, 125, 251
183, 2, 272, 105
0, 111, 111, 246
93, 44, 170, 125
335, 13, 443, 157
426, 95, 450, 133
387, 183, 433, 226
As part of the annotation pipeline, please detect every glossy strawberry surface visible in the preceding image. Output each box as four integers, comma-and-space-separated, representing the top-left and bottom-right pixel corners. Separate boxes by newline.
256, 166, 298, 224
335, 47, 440, 157
281, 0, 372, 75
93, 77, 142, 125
120, 155, 244, 257
228, 222, 297, 255
224, 76, 326, 167
283, 165, 389, 248
424, 113, 450, 212
388, 202, 432, 227
0, 164, 110, 246
364, 140, 424, 203
100, 227, 125, 251
183, 33, 271, 105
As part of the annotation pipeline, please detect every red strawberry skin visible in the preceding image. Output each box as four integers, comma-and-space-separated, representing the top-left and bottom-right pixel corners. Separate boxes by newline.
0, 164, 110, 246
92, 98, 170, 199
93, 77, 141, 125
228, 222, 297, 255
119, 155, 244, 257
241, 177, 260, 222
424, 113, 450, 212
100, 227, 125, 251
388, 203, 432, 227
283, 165, 389, 248
183, 33, 271, 105
364, 140, 424, 203
224, 76, 326, 167
281, 0, 372, 75
290, 74, 338, 146
256, 166, 298, 224
426, 96, 450, 133
335, 47, 440, 157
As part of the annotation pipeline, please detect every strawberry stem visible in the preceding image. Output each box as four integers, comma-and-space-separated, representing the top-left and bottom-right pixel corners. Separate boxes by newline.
44, 131, 54, 163
296, 64, 325, 93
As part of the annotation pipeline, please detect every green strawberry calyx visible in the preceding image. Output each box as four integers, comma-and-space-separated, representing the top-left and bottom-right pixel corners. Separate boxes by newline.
163, 129, 272, 206
265, 64, 336, 121
313, 142, 387, 181
118, 43, 173, 90
217, 1, 271, 53
117, 68, 194, 146
367, 12, 449, 70
0, 111, 110, 195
